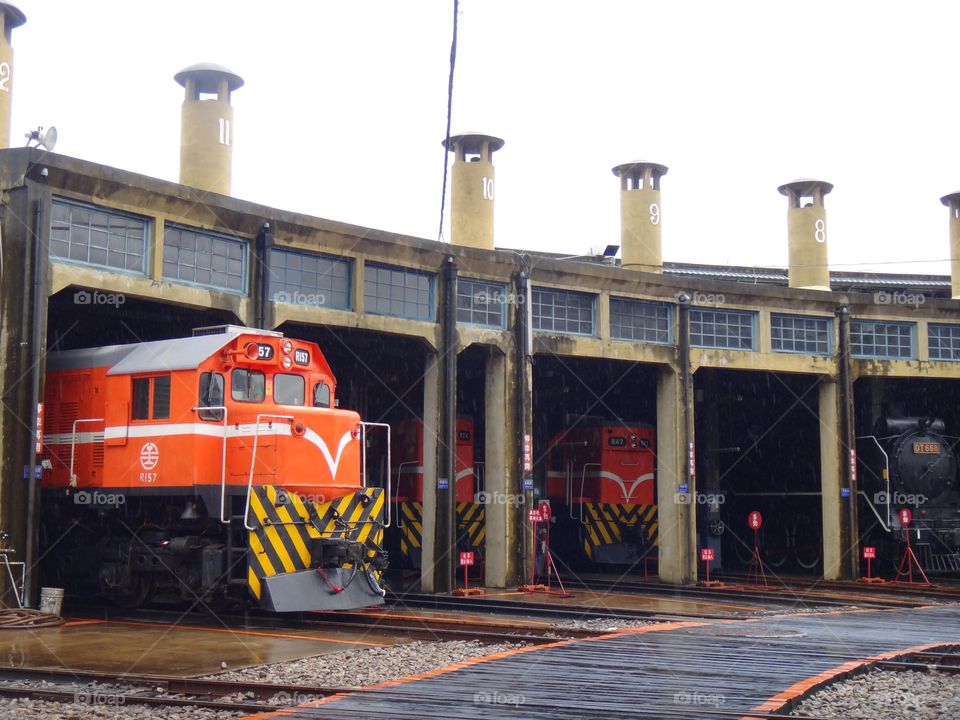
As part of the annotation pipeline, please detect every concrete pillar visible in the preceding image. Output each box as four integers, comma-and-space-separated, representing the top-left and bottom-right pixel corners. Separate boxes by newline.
819, 380, 843, 580
174, 63, 244, 195
612, 161, 668, 273
778, 179, 833, 291
0, 4, 25, 150
419, 353, 440, 592
483, 347, 517, 587
656, 365, 694, 583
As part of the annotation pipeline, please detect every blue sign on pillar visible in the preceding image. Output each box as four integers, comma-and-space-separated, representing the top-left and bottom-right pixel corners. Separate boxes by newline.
437, 477, 449, 490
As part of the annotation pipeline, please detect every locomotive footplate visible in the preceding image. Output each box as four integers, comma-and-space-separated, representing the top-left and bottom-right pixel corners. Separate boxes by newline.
247, 485, 386, 611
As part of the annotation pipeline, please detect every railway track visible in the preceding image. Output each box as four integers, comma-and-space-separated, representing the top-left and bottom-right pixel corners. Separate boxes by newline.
73, 604, 605, 644
0, 665, 346, 713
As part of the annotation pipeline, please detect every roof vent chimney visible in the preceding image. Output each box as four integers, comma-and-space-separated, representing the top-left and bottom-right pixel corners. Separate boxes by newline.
174, 63, 244, 196
0, 3, 25, 150
940, 191, 960, 299
612, 161, 668, 273
442, 132, 504, 250
778, 178, 833, 291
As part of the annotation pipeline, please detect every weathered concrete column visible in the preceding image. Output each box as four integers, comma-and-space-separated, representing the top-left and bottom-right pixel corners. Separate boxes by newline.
419, 353, 440, 592
656, 365, 694, 583
483, 346, 519, 587
819, 379, 843, 580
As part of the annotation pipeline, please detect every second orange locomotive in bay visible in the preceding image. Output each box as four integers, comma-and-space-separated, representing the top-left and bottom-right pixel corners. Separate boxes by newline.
40, 325, 389, 612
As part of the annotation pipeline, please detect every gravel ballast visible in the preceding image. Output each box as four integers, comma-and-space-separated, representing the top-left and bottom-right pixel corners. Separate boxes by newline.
790, 668, 960, 719
205, 639, 528, 687
0, 697, 243, 719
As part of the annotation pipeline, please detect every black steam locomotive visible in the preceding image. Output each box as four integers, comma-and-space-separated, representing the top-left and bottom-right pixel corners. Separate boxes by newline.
858, 417, 960, 574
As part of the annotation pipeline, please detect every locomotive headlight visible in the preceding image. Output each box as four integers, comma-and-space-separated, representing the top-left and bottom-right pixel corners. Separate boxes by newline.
281, 356, 293, 369
281, 339, 294, 355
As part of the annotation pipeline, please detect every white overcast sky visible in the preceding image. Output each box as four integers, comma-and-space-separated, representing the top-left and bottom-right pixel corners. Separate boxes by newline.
9, 1, 960, 274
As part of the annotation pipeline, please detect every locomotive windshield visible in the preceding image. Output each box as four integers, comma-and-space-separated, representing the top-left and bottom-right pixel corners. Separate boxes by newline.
313, 382, 331, 408
274, 373, 305, 406
232, 368, 265, 403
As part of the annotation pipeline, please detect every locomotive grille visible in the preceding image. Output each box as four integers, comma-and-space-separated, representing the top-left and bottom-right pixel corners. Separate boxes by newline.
58, 402, 78, 434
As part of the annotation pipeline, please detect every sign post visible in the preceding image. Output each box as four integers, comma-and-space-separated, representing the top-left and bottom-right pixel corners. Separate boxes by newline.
862, 546, 879, 583
894, 508, 932, 586
747, 510, 767, 587
700, 547, 715, 584
520, 502, 571, 597
452, 550, 483, 597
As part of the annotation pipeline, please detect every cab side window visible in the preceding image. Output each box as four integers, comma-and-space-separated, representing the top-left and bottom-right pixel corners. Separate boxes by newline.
313, 382, 331, 409
132, 375, 172, 420
198, 372, 225, 421
274, 373, 305, 406
232, 368, 265, 403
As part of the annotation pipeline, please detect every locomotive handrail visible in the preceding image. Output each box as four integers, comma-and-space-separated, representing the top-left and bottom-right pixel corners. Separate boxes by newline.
858, 491, 892, 532
244, 414, 296, 531
856, 434, 891, 529
191, 405, 229, 523
361, 422, 392, 528
69, 418, 104, 487
578, 463, 601, 526
565, 461, 575, 518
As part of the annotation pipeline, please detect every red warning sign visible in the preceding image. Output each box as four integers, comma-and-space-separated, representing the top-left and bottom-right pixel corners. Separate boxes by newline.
700, 548, 715, 561
863, 546, 876, 559
528, 508, 544, 523
459, 551, 475, 567
748, 510, 763, 531
899, 508, 912, 527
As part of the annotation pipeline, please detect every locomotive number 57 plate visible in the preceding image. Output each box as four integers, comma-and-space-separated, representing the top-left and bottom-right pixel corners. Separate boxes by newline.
913, 442, 940, 454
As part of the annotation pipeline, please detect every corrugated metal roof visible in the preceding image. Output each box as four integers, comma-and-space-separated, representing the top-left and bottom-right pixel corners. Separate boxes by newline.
662, 263, 951, 290
47, 329, 246, 375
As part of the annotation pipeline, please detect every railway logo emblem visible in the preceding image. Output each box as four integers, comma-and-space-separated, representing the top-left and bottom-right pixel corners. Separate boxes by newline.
139, 442, 159, 470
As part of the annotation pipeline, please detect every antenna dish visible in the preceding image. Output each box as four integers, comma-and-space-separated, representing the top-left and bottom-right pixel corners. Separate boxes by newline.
24, 126, 57, 151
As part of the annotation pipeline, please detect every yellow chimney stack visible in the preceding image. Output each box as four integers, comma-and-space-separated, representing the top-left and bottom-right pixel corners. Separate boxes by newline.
612, 161, 668, 273
940, 191, 960, 299
0, 3, 25, 150
442, 132, 504, 250
778, 178, 833, 291
174, 63, 244, 195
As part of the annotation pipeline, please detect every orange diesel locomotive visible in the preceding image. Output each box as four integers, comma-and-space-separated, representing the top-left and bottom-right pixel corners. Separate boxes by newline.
546, 422, 657, 565
392, 417, 483, 568
40, 326, 389, 612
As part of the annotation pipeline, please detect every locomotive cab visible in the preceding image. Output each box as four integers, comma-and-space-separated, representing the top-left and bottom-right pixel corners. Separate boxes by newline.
40, 326, 390, 612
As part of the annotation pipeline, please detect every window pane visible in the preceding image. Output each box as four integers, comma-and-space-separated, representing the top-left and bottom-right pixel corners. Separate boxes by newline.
273, 373, 305, 406
267, 248, 352, 310
152, 376, 171, 419
850, 320, 915, 359
532, 288, 595, 335
457, 279, 506, 327
770, 314, 831, 355
198, 372, 225, 421
314, 382, 331, 408
929, 324, 960, 361
363, 263, 434, 320
610, 298, 671, 343
232, 369, 265, 402
690, 309, 756, 350
163, 224, 247, 293
132, 378, 150, 420
49, 198, 148, 274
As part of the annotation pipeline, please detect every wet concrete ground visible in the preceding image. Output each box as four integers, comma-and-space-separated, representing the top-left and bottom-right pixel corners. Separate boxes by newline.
0, 617, 401, 676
